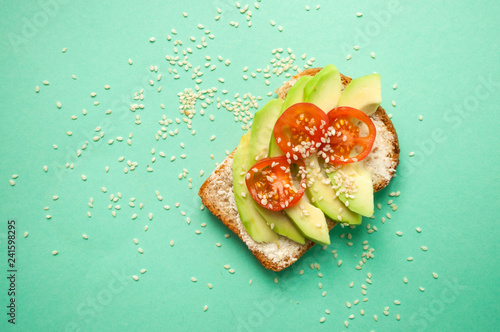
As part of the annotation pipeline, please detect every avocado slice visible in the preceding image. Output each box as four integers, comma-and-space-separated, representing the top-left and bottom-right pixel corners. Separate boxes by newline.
326, 163, 374, 217
304, 64, 342, 113
247, 99, 306, 244
249, 98, 283, 163
305, 154, 362, 225
338, 73, 381, 116
232, 133, 279, 243
268, 75, 313, 157
284, 198, 330, 246
254, 203, 306, 244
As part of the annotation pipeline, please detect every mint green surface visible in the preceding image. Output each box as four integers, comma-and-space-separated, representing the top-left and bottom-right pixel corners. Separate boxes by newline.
1, 0, 499, 331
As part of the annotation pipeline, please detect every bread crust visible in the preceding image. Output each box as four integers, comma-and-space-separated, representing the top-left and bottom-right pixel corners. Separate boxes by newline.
199, 67, 399, 271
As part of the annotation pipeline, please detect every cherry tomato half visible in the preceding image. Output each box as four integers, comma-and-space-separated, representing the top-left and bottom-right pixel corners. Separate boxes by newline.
319, 107, 376, 164
245, 157, 306, 211
273, 103, 329, 161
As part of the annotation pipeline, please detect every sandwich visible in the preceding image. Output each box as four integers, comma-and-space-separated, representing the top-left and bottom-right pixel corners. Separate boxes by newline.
198, 65, 400, 271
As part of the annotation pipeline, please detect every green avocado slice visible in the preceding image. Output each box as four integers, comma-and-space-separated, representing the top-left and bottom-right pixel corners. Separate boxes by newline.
326, 163, 374, 218
304, 64, 342, 113
284, 198, 330, 246
254, 203, 306, 244
249, 98, 283, 163
338, 73, 382, 116
232, 133, 279, 243
305, 154, 362, 225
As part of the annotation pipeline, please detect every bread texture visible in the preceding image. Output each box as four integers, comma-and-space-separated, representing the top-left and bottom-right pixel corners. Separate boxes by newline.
199, 68, 399, 271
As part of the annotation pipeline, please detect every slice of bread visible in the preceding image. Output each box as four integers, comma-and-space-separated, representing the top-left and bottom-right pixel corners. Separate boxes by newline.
198, 68, 400, 271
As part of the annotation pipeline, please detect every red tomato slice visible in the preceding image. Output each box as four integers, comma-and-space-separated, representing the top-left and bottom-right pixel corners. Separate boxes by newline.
319, 107, 376, 164
245, 157, 306, 211
273, 103, 329, 161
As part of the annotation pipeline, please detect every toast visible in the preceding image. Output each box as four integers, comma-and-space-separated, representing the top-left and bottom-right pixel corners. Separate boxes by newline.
199, 68, 400, 271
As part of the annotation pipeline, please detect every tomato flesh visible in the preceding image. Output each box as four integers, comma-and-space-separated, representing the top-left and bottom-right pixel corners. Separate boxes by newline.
273, 103, 329, 161
245, 157, 306, 211
319, 107, 376, 164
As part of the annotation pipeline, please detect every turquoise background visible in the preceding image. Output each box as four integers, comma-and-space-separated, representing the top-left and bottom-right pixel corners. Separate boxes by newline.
1, 0, 499, 331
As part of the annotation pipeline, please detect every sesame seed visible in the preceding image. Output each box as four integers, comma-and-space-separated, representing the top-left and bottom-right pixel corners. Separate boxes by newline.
397, 314, 401, 321
374, 315, 378, 322
371, 52, 376, 58
403, 277, 408, 283
319, 317, 325, 323
316, 4, 320, 9
274, 278, 278, 284
144, 225, 148, 231
419, 287, 425, 292
421, 246, 428, 251
46, 215, 52, 219
338, 260, 343, 267
432, 272, 439, 279
43, 80, 49, 85
356, 12, 363, 17
394, 300, 401, 305
140, 269, 147, 274
56, 101, 62, 108
396, 231, 403, 236
81, 174, 87, 181
138, 248, 144, 254
409, 151, 415, 156
9, 180, 15, 186
191, 277, 197, 282
416, 227, 422, 233
133, 238, 138, 244
132, 275, 139, 281
407, 257, 413, 261
344, 321, 348, 328
52, 250, 58, 255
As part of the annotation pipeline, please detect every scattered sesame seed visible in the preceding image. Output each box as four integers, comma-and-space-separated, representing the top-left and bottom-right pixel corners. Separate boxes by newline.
319, 317, 325, 323
432, 272, 439, 279
407, 257, 414, 261
371, 52, 376, 58
356, 12, 363, 17
416, 227, 422, 233
191, 277, 197, 282
9, 179, 15, 186
419, 287, 425, 292
43, 80, 49, 85
52, 250, 58, 255
421, 246, 428, 251
403, 277, 408, 284
409, 152, 415, 157
132, 275, 139, 281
